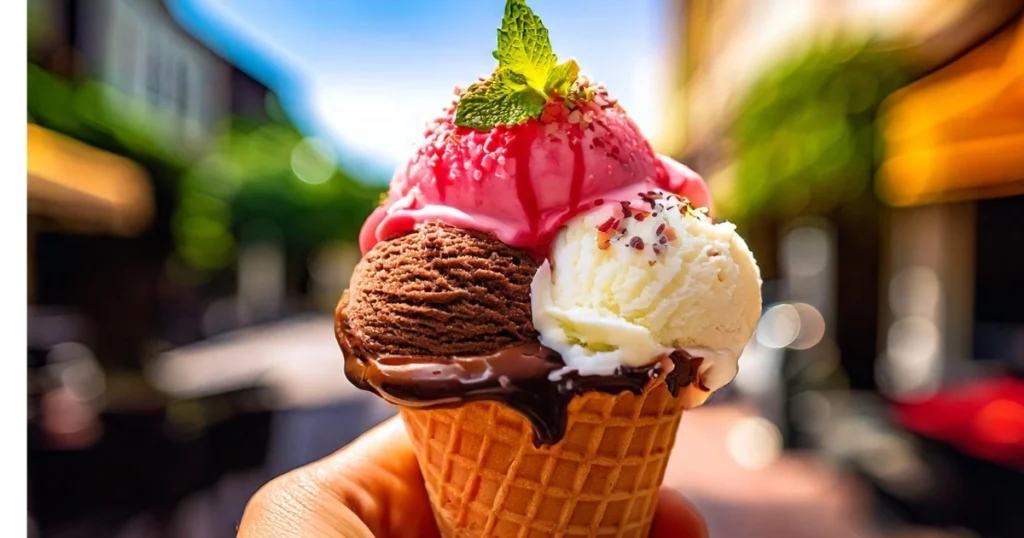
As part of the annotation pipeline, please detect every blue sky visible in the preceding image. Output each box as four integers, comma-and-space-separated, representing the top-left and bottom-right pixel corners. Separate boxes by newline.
168, 0, 672, 179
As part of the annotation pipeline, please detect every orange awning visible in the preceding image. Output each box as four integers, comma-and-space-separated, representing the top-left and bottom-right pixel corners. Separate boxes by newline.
878, 19, 1024, 207
27, 124, 153, 236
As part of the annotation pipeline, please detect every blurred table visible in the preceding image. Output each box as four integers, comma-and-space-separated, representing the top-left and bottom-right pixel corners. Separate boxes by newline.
148, 315, 372, 409
148, 314, 396, 473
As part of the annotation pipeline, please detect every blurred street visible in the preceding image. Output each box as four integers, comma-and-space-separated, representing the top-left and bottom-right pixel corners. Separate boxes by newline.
26, 0, 1024, 537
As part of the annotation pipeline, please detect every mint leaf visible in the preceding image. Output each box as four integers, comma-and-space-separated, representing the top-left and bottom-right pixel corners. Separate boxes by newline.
544, 59, 579, 97
493, 0, 556, 92
454, 69, 546, 130
455, 0, 587, 131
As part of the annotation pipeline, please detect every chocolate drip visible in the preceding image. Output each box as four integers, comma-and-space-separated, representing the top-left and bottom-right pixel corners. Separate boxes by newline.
338, 312, 704, 446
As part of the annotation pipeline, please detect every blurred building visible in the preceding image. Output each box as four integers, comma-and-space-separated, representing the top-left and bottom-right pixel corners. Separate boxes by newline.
27, 2, 284, 532
663, 0, 1024, 393
664, 2, 1024, 535
877, 15, 1024, 387
28, 0, 274, 371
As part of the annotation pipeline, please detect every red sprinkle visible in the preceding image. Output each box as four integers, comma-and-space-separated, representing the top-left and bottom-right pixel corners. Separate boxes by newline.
597, 217, 617, 233
620, 201, 632, 218
659, 236, 668, 245
635, 212, 647, 222
656, 223, 666, 235
629, 236, 645, 250
593, 199, 604, 206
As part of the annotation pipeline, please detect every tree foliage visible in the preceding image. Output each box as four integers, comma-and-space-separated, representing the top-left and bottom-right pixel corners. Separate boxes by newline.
727, 39, 910, 223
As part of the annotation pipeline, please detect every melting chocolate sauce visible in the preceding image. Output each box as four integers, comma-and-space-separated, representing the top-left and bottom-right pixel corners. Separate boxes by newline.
338, 311, 705, 446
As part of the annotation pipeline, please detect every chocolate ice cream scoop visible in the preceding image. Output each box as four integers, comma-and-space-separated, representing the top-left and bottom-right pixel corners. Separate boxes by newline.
343, 222, 539, 357
336, 221, 703, 445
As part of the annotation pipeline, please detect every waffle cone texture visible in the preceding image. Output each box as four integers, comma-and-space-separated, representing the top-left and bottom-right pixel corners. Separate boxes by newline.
400, 382, 686, 538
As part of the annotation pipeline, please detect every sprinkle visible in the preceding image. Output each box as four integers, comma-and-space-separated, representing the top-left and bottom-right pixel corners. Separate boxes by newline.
664, 226, 678, 241
635, 212, 647, 222
659, 236, 668, 245
656, 223, 666, 235
653, 244, 662, 255
620, 201, 632, 218
597, 217, 618, 233
629, 236, 645, 250
593, 199, 604, 206
648, 260, 657, 266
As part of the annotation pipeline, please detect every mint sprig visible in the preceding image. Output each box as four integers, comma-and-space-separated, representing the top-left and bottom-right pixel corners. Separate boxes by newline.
454, 0, 582, 131
544, 58, 579, 97
455, 70, 547, 131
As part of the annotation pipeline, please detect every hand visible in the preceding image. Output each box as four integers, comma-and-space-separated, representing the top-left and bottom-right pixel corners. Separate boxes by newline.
238, 415, 708, 538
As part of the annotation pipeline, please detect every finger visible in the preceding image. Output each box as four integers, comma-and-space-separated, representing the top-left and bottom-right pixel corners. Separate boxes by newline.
650, 487, 709, 538
238, 415, 439, 538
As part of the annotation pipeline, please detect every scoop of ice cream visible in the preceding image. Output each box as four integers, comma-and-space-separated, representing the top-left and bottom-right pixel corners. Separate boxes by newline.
360, 92, 708, 256
344, 222, 539, 357
531, 191, 762, 397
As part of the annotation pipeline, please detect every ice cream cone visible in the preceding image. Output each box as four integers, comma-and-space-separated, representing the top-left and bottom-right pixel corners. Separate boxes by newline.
400, 382, 686, 538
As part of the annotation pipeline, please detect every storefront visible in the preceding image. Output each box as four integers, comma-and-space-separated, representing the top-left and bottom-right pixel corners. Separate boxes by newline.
876, 16, 1024, 395
27, 123, 153, 302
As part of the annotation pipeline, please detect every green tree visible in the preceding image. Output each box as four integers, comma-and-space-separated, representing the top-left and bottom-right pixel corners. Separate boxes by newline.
173, 119, 385, 274
728, 39, 909, 224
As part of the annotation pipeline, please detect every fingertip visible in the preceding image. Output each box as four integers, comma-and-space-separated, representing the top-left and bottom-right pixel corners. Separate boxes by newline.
650, 487, 708, 538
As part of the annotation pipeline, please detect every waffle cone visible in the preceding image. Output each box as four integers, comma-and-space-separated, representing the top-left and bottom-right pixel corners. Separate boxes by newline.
400, 382, 685, 538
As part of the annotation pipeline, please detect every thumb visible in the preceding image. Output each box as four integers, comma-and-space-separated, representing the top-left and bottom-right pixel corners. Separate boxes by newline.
238, 415, 439, 538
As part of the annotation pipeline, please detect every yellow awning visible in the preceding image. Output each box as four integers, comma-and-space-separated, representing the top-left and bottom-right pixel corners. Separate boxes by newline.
878, 19, 1024, 207
27, 124, 153, 236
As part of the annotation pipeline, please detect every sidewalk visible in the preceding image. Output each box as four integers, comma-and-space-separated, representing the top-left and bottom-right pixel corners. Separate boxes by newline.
667, 404, 875, 538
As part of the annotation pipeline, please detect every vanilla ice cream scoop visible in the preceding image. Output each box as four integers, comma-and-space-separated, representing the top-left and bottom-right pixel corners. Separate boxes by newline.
531, 191, 762, 402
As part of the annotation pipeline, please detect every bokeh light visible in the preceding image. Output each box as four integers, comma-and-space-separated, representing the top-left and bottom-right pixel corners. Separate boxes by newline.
757, 304, 802, 349
290, 137, 336, 185
726, 416, 783, 470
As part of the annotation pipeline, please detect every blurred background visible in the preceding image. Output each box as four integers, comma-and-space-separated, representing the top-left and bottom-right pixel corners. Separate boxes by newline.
25, 0, 1024, 537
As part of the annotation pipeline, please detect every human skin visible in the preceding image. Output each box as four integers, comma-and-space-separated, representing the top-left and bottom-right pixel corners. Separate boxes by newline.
237, 415, 708, 538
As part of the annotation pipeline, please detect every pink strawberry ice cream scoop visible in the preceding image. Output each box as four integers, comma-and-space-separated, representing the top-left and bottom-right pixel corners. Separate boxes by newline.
358, 86, 708, 256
